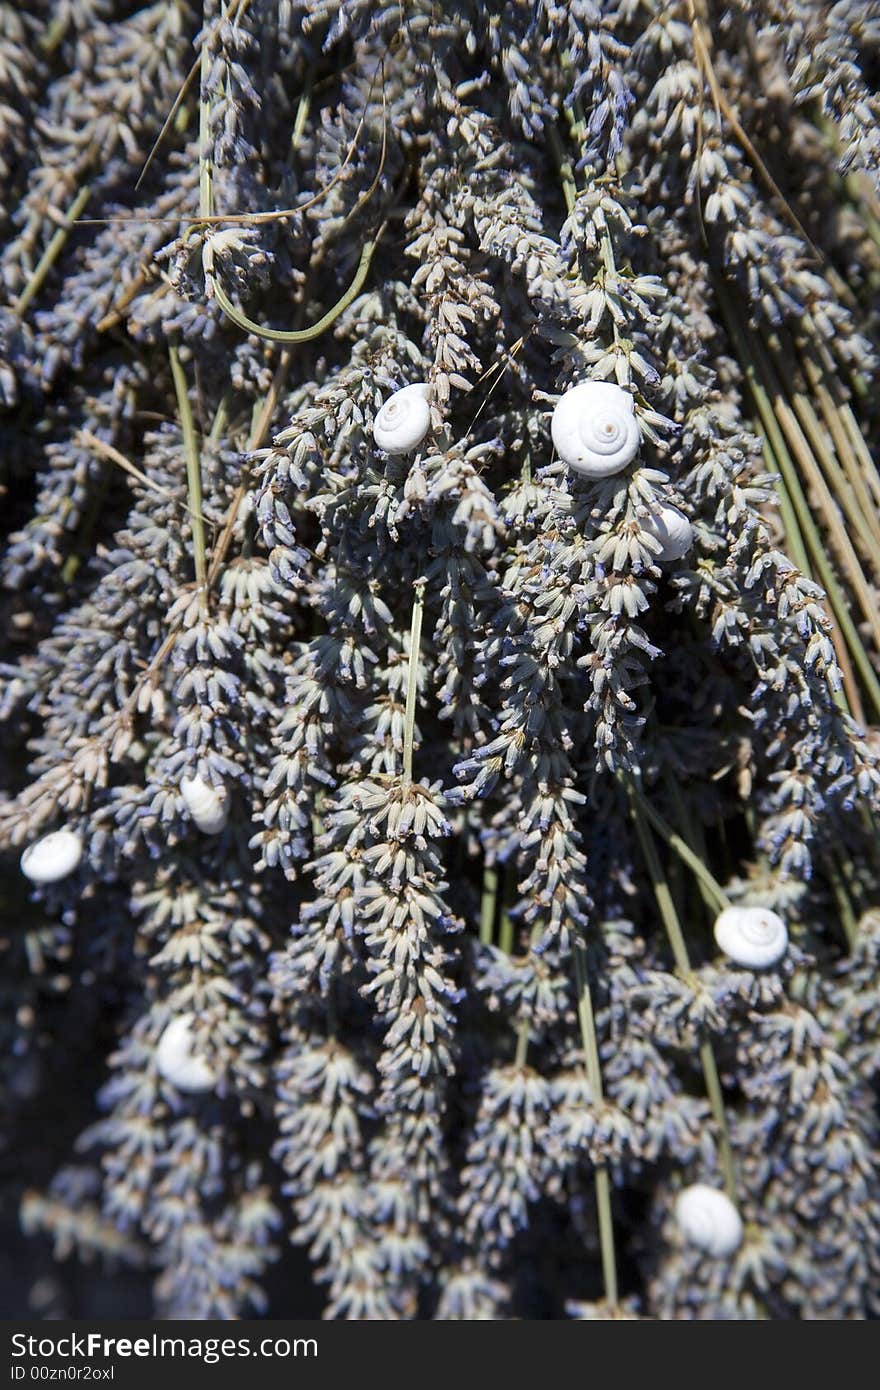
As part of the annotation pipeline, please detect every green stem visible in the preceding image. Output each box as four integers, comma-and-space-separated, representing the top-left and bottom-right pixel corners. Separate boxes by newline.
793, 369, 880, 567
15, 185, 91, 318
61, 468, 110, 585
718, 282, 880, 719
208, 390, 231, 444
498, 907, 514, 955
169, 345, 208, 617
761, 435, 811, 575
630, 797, 738, 1201
836, 847, 864, 918
574, 942, 618, 1308
764, 392, 879, 716
753, 337, 880, 658
829, 866, 858, 951
698, 1042, 737, 1202
829, 842, 863, 950
198, 9, 215, 221
629, 782, 730, 914
574, 943, 604, 1100
546, 123, 577, 215
593, 1169, 618, 1306
761, 422, 863, 720
663, 774, 714, 918
631, 796, 692, 975
291, 82, 312, 153
838, 397, 880, 512
208, 236, 379, 344
479, 863, 498, 946
513, 924, 545, 1068
402, 580, 425, 791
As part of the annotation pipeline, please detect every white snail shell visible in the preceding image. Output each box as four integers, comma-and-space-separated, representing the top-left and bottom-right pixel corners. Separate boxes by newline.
551, 380, 640, 477
372, 382, 432, 454
675, 1184, 743, 1258
713, 906, 788, 970
20, 829, 83, 885
155, 1014, 217, 1093
181, 775, 228, 835
642, 502, 694, 562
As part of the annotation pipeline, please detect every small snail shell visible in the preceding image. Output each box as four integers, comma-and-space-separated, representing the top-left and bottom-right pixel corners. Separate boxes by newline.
372, 382, 431, 454
642, 502, 694, 562
675, 1184, 743, 1258
155, 1014, 217, 1093
181, 775, 228, 835
551, 381, 640, 477
20, 829, 83, 884
713, 906, 788, 970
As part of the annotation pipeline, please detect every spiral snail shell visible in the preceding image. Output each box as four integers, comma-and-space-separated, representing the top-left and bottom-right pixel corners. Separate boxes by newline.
675, 1184, 743, 1258
551, 380, 640, 477
642, 502, 694, 562
181, 774, 228, 835
713, 905, 788, 970
372, 382, 432, 455
155, 1013, 217, 1093
20, 829, 83, 885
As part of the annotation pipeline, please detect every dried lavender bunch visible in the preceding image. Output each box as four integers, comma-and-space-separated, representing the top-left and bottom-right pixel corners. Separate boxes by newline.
2, 0, 880, 1321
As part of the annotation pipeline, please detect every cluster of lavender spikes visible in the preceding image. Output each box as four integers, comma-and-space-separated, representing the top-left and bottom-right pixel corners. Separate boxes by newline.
2, 0, 880, 1320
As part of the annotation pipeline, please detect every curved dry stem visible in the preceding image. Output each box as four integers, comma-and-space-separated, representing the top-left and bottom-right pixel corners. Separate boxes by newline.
208, 233, 381, 343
